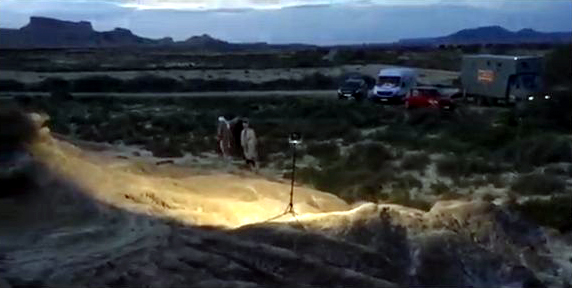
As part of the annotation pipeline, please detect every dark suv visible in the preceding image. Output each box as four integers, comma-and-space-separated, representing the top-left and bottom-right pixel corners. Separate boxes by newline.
337, 78, 369, 101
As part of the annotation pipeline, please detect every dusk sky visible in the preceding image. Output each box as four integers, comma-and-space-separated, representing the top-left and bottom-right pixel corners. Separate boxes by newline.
0, 0, 570, 45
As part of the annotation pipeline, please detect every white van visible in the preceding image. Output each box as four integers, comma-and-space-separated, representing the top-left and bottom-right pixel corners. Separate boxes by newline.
371, 68, 417, 102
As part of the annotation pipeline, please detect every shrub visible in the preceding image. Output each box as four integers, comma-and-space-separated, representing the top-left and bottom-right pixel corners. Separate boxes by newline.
183, 137, 216, 155
392, 174, 423, 190
485, 174, 506, 188
72, 76, 124, 92
401, 152, 430, 171
544, 164, 572, 177
146, 139, 184, 158
296, 164, 396, 202
513, 195, 572, 232
125, 75, 183, 92
0, 106, 37, 150
511, 173, 566, 195
371, 125, 422, 149
342, 129, 363, 144
33, 77, 69, 92
438, 190, 463, 200
306, 141, 340, 164
0, 80, 26, 91
345, 142, 393, 171
406, 108, 442, 130
482, 193, 496, 202
430, 181, 451, 195
544, 44, 572, 88
501, 134, 572, 169
258, 137, 290, 162
386, 188, 432, 211
436, 155, 503, 178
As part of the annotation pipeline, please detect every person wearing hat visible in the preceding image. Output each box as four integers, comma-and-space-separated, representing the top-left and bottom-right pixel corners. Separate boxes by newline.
217, 116, 232, 161
240, 118, 259, 171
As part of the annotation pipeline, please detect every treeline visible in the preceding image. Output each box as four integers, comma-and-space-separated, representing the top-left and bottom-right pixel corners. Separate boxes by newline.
0, 73, 337, 93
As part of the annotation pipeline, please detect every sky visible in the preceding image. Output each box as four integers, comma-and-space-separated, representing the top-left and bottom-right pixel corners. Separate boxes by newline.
0, 0, 570, 45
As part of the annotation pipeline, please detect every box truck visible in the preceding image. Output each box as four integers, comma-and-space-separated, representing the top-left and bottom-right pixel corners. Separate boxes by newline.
460, 55, 544, 104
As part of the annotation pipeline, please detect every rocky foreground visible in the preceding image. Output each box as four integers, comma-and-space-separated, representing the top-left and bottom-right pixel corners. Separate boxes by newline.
1, 113, 571, 288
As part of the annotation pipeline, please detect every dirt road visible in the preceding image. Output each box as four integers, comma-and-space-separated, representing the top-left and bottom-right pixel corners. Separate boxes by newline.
0, 64, 459, 84
0, 90, 337, 98
1, 87, 460, 99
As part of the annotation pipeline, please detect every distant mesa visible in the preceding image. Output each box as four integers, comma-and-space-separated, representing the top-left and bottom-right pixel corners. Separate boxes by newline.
0, 16, 570, 49
0, 16, 314, 51
398, 25, 572, 46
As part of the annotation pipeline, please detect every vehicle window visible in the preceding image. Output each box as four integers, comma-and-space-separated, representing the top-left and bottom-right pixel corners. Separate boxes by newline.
419, 89, 439, 97
378, 76, 400, 86
343, 81, 362, 89
518, 74, 539, 89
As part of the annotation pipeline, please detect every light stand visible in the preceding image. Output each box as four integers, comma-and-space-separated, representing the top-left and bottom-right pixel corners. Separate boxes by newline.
285, 135, 301, 215
264, 133, 302, 222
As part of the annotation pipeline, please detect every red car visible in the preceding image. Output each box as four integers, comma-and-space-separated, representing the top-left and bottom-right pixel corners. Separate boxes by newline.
405, 87, 456, 110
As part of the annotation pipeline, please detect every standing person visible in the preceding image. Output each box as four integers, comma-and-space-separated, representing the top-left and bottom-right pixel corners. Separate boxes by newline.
217, 116, 232, 161
240, 118, 259, 171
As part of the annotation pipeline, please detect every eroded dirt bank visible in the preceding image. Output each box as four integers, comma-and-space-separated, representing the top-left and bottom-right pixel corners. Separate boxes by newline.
1, 113, 570, 288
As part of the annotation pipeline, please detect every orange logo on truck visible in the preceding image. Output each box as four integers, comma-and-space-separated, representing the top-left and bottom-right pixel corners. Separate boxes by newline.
478, 69, 494, 83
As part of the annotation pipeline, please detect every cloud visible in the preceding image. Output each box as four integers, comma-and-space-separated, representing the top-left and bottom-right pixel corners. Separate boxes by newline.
118, 0, 440, 10
0, 0, 569, 44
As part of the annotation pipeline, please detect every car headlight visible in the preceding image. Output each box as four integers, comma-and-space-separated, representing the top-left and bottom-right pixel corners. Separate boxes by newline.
544, 95, 551, 100
528, 96, 534, 101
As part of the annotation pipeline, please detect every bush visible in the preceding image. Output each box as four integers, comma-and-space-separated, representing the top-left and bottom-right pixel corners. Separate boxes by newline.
430, 181, 451, 195
401, 153, 430, 171
544, 44, 572, 88
514, 195, 572, 232
125, 75, 183, 92
386, 188, 432, 211
511, 173, 566, 195
345, 142, 393, 171
371, 125, 423, 149
306, 142, 340, 164
0, 106, 37, 150
544, 164, 572, 177
406, 108, 442, 130
296, 164, 397, 202
485, 174, 506, 188
0, 80, 26, 91
146, 139, 184, 158
501, 134, 572, 170
72, 76, 124, 92
482, 193, 496, 202
436, 156, 503, 178
392, 175, 423, 190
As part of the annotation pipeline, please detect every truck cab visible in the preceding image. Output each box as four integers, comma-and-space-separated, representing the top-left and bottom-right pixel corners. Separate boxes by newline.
371, 68, 417, 103
507, 72, 543, 102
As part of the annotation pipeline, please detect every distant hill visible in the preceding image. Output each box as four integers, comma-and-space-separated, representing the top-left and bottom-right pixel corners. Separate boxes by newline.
0, 17, 163, 48
0, 16, 315, 50
398, 26, 572, 46
2, 17, 570, 50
